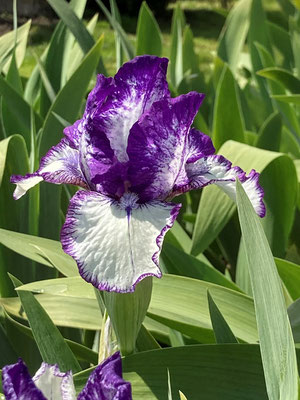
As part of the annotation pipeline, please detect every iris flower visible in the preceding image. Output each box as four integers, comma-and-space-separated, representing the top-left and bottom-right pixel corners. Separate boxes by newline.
11, 56, 265, 293
2, 352, 131, 400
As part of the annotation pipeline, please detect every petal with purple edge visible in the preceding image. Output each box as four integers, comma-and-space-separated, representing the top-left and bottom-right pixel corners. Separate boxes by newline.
2, 359, 46, 400
78, 352, 131, 400
186, 128, 215, 163
127, 92, 204, 202
11, 138, 87, 199
61, 191, 181, 293
33, 363, 76, 400
92, 56, 170, 163
177, 154, 265, 217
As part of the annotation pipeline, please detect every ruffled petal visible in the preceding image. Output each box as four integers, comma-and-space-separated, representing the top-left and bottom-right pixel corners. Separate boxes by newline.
127, 92, 204, 202
11, 138, 87, 199
33, 363, 76, 400
78, 352, 131, 400
186, 128, 215, 163
177, 154, 265, 217
92, 56, 170, 163
2, 359, 46, 400
61, 191, 181, 293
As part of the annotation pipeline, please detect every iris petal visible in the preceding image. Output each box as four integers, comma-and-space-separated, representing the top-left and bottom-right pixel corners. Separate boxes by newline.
33, 363, 76, 400
11, 138, 87, 199
61, 191, 180, 293
78, 352, 131, 400
92, 56, 170, 163
2, 359, 46, 400
177, 154, 265, 217
127, 92, 204, 202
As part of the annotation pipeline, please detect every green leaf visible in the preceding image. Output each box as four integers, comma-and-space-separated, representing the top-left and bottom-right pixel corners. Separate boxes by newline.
0, 228, 78, 277
248, 0, 273, 114
212, 64, 245, 150
46, 0, 94, 54
136, 2, 162, 56
0, 136, 32, 295
0, 20, 31, 74
191, 141, 297, 257
255, 43, 300, 138
257, 67, 300, 94
10, 274, 81, 373
267, 22, 293, 70
207, 290, 238, 343
256, 111, 282, 152
4, 310, 98, 364
0, 76, 42, 149
275, 258, 300, 301
169, 4, 185, 89
217, 0, 251, 74
148, 275, 257, 343
61, 0, 88, 85
1, 294, 101, 331
162, 242, 241, 292
95, 0, 134, 60
66, 13, 99, 80
13, 274, 257, 343
236, 180, 299, 399
0, 322, 18, 367
74, 345, 269, 399
288, 298, 300, 343
290, 14, 300, 79
271, 94, 300, 105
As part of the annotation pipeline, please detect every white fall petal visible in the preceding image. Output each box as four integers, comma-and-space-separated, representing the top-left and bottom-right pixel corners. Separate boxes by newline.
61, 191, 180, 293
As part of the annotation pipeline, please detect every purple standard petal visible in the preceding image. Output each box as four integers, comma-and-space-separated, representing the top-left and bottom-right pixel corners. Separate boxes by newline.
11, 138, 88, 200
78, 352, 131, 400
2, 359, 46, 400
61, 191, 181, 293
91, 56, 170, 163
33, 363, 76, 400
127, 92, 205, 202
176, 154, 265, 217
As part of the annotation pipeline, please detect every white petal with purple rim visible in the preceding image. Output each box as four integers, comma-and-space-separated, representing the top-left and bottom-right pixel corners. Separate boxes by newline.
11, 174, 43, 200
61, 191, 181, 293
33, 363, 76, 400
183, 155, 265, 217
11, 138, 87, 200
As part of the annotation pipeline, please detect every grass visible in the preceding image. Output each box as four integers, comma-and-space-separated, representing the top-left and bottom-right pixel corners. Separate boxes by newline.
17, 0, 284, 79
18, 2, 226, 79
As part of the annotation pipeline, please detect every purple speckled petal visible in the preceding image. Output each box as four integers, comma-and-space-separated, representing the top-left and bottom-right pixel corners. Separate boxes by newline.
11, 138, 87, 200
92, 56, 170, 163
127, 92, 204, 202
2, 359, 46, 400
186, 128, 215, 163
175, 154, 265, 217
63, 75, 114, 149
78, 352, 131, 400
33, 363, 76, 400
61, 191, 180, 293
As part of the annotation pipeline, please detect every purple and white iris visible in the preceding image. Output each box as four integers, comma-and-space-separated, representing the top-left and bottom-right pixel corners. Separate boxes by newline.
2, 352, 131, 400
11, 56, 265, 293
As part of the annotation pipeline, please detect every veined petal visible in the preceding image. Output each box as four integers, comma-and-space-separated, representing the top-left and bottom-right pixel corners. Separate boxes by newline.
11, 138, 87, 200
78, 352, 131, 400
92, 56, 170, 163
61, 191, 181, 293
178, 155, 265, 217
2, 359, 46, 400
186, 128, 215, 163
127, 92, 204, 202
33, 363, 76, 400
